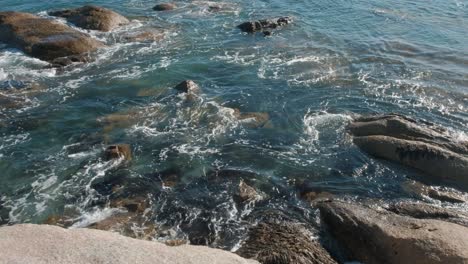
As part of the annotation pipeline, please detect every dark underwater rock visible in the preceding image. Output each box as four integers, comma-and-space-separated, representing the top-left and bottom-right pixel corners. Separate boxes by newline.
49, 6, 129, 32
236, 222, 337, 264
318, 200, 468, 264
0, 11, 104, 63
153, 3, 177, 11
237, 17, 292, 33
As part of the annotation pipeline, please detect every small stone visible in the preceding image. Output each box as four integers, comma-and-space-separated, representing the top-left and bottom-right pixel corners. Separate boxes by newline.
153, 3, 177, 11
235, 180, 262, 203
104, 144, 132, 161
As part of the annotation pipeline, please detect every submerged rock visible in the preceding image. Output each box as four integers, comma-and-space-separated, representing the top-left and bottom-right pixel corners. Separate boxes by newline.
153, 3, 177, 11
0, 11, 104, 63
104, 144, 132, 161
174, 80, 201, 94
236, 222, 337, 264
123, 31, 165, 42
318, 200, 468, 264
0, 224, 260, 263
349, 114, 468, 190
49, 5, 129, 32
233, 109, 271, 128
237, 17, 292, 34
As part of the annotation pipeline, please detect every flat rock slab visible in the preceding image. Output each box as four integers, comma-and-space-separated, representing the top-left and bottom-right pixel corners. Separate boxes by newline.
0, 224, 259, 264
318, 200, 468, 264
0, 11, 104, 62
49, 5, 129, 32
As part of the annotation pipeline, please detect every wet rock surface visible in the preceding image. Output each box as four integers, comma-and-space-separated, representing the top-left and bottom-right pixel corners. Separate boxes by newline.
104, 144, 132, 161
402, 180, 467, 203
49, 5, 129, 32
236, 222, 337, 264
387, 201, 468, 227
153, 3, 177, 11
318, 200, 468, 264
174, 80, 201, 94
0, 11, 104, 63
349, 114, 468, 190
238, 17, 292, 34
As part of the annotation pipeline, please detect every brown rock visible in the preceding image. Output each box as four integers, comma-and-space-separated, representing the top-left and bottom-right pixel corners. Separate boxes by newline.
49, 6, 129, 32
153, 3, 177, 11
235, 180, 263, 203
402, 180, 466, 203
354, 135, 468, 190
236, 222, 337, 264
174, 80, 200, 94
104, 144, 132, 161
0, 11, 104, 63
123, 31, 164, 42
387, 201, 468, 227
318, 200, 468, 264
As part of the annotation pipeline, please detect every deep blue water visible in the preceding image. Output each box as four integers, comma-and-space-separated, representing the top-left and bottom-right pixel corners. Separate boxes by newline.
1, 0, 467, 249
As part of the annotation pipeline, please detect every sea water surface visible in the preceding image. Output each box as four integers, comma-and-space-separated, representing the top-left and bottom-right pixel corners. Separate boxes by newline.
1, 0, 467, 250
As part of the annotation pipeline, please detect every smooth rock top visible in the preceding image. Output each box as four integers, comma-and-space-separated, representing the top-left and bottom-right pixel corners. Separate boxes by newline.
318, 200, 468, 264
49, 5, 129, 32
0, 11, 104, 62
0, 224, 259, 264
153, 3, 177, 11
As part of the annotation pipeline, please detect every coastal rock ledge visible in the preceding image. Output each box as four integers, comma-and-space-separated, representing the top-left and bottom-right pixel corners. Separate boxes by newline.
0, 224, 259, 264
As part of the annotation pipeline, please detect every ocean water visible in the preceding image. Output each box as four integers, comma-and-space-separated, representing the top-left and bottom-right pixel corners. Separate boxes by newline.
1, 0, 467, 250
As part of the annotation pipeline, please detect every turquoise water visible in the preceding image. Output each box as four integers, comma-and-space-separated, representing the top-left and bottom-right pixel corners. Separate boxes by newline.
1, 0, 467, 249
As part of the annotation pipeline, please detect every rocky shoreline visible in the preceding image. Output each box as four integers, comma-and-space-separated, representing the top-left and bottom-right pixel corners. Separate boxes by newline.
1, 3, 468, 264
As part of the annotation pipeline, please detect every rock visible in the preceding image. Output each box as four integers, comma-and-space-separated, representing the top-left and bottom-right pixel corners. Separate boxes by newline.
180, 216, 215, 245
318, 200, 468, 264
237, 17, 292, 33
0, 12, 104, 63
153, 3, 177, 11
123, 31, 164, 42
89, 212, 157, 240
235, 180, 263, 203
104, 144, 132, 161
349, 114, 468, 155
233, 109, 271, 128
0, 94, 23, 109
402, 180, 466, 203
110, 196, 148, 213
49, 6, 129, 32
236, 222, 337, 264
174, 80, 200, 94
0, 224, 259, 263
387, 201, 468, 227
154, 168, 181, 188
300, 191, 334, 203
353, 135, 468, 190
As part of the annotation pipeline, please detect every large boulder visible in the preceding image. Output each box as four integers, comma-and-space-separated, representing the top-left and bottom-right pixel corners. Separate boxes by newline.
49, 6, 129, 32
0, 11, 104, 63
318, 200, 468, 264
0, 224, 259, 264
349, 115, 468, 190
236, 222, 337, 264
237, 17, 292, 34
